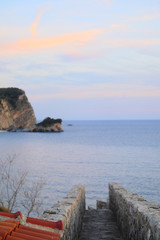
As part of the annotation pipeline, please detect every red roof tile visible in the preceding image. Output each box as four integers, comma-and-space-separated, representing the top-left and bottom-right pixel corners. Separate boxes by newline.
0, 229, 8, 239
0, 211, 63, 230
0, 212, 22, 219
15, 228, 59, 240
12, 231, 49, 240
6, 236, 24, 240
4, 221, 20, 228
0, 220, 60, 240
0, 226, 13, 234
18, 225, 60, 238
0, 221, 17, 230
26, 217, 64, 231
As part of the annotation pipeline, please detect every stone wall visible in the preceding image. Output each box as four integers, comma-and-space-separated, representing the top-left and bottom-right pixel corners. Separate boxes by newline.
41, 185, 85, 240
109, 182, 160, 240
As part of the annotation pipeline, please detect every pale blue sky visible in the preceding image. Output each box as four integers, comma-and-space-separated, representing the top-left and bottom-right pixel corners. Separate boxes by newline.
0, 0, 160, 120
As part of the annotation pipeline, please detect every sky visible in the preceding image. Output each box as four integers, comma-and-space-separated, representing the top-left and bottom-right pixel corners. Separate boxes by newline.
0, 0, 160, 120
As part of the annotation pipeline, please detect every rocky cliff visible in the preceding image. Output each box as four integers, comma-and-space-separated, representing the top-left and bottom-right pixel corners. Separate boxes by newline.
33, 117, 63, 132
0, 88, 36, 129
0, 88, 63, 132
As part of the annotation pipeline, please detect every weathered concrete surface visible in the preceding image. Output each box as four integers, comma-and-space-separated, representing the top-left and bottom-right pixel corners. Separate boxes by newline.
97, 200, 108, 209
78, 208, 124, 240
109, 182, 160, 240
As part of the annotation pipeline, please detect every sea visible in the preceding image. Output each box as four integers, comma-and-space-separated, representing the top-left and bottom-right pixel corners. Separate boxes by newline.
0, 120, 160, 215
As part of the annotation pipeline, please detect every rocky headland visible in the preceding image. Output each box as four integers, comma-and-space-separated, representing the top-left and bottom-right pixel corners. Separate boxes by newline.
0, 88, 63, 132
33, 117, 63, 132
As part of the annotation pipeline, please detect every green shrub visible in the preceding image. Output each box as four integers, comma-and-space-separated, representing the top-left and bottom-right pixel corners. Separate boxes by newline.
0, 88, 24, 108
36, 117, 62, 127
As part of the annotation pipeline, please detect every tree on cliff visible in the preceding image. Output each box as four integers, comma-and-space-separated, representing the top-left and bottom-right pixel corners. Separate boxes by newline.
0, 155, 45, 217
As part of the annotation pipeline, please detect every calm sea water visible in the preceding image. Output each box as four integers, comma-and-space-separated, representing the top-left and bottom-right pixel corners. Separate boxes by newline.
0, 120, 160, 214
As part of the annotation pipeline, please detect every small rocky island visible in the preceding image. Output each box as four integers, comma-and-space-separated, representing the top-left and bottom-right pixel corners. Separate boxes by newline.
0, 88, 63, 132
33, 117, 63, 132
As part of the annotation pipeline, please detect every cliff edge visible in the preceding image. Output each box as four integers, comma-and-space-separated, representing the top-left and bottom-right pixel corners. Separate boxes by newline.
0, 88, 36, 129
0, 88, 63, 132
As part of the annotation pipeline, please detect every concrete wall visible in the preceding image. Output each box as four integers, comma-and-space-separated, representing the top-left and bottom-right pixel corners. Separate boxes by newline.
109, 182, 160, 240
42, 185, 85, 240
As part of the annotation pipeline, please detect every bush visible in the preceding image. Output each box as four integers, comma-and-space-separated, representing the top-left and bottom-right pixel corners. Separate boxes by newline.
36, 117, 62, 127
0, 88, 24, 108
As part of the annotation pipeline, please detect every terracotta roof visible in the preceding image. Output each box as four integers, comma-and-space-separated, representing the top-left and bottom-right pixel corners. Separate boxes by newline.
0, 212, 61, 240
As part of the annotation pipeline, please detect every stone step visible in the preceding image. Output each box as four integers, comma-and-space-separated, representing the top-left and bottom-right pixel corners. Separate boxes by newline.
78, 209, 124, 240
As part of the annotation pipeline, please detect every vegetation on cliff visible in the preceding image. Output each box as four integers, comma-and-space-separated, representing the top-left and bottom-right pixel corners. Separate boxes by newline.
36, 117, 62, 127
0, 88, 24, 108
33, 117, 63, 132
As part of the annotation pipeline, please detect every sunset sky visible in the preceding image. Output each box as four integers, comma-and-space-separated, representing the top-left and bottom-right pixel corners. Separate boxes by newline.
0, 0, 160, 120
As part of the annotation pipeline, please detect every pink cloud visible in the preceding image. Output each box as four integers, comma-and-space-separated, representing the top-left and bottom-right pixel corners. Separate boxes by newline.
30, 5, 51, 37
29, 84, 160, 102
111, 24, 127, 29
103, 39, 160, 49
102, 0, 111, 7
60, 49, 104, 61
0, 29, 103, 56
89, 0, 111, 8
129, 9, 160, 22
30, 10, 43, 37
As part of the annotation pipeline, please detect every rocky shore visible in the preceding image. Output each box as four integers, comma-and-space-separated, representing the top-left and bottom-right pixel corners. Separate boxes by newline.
7, 117, 63, 132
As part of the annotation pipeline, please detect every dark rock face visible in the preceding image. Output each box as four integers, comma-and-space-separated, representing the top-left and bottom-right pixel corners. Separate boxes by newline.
0, 88, 36, 129
36, 117, 62, 127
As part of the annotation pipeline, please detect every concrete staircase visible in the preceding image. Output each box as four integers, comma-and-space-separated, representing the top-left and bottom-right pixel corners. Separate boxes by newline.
78, 208, 124, 240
